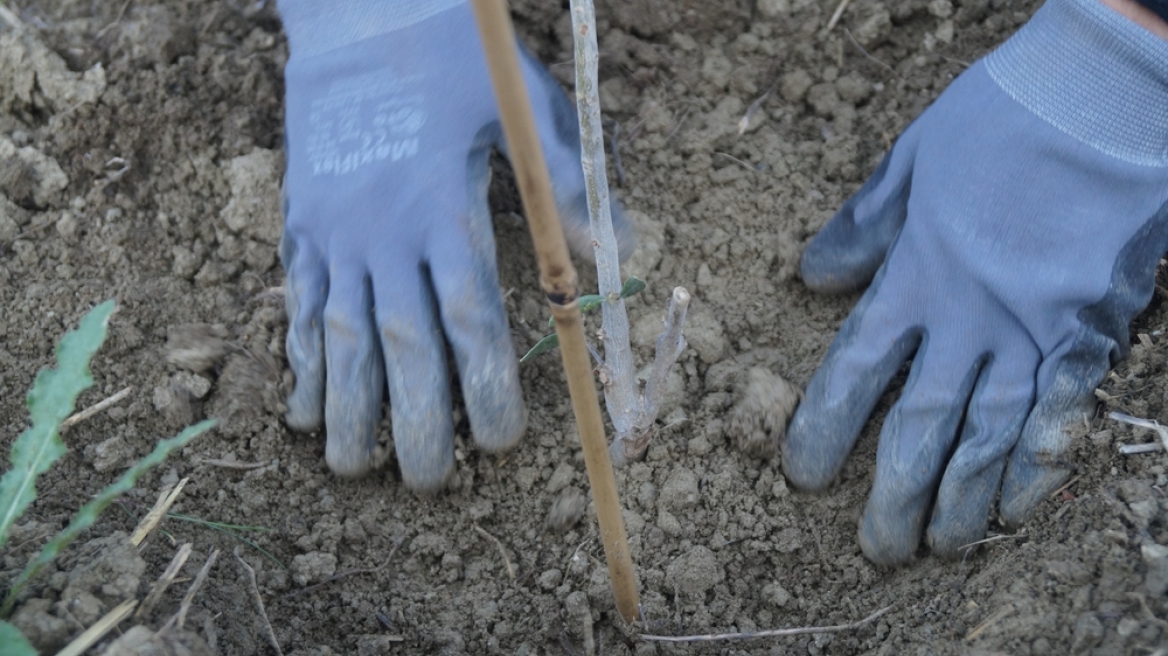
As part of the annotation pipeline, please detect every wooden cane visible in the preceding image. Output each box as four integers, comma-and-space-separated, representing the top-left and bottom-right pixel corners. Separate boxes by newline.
470, 0, 641, 625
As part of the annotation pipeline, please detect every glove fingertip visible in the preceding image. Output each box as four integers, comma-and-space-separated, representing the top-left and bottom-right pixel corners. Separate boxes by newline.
999, 462, 1070, 527
780, 404, 850, 491
859, 517, 919, 566
799, 216, 885, 294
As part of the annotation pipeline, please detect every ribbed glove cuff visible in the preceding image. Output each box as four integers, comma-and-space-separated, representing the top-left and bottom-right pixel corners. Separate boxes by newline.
278, 0, 464, 58
986, 0, 1168, 167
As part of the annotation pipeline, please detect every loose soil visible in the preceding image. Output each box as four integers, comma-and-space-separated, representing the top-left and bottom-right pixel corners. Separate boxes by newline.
3, 1, 1168, 654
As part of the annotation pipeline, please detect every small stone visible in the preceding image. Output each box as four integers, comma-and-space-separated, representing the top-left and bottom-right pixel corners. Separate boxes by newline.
757, 0, 791, 17
728, 368, 801, 457
762, 581, 790, 607
546, 462, 576, 493
1141, 543, 1168, 595
685, 307, 726, 365
88, 435, 131, 472
538, 569, 562, 591
665, 545, 724, 594
657, 508, 682, 537
1070, 612, 1103, 653
291, 552, 338, 587
661, 468, 699, 510
546, 488, 586, 533
780, 69, 813, 103
172, 371, 212, 399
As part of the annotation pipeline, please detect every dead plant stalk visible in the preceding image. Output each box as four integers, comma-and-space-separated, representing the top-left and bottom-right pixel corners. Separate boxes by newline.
470, 0, 640, 624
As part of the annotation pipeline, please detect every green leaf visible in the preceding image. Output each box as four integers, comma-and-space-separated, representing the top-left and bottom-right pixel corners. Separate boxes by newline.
0, 300, 115, 551
620, 276, 646, 298
1, 419, 216, 616
0, 621, 35, 656
521, 333, 560, 363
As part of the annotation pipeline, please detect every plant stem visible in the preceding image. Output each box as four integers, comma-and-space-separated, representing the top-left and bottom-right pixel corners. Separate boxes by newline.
470, 0, 640, 625
569, 0, 640, 441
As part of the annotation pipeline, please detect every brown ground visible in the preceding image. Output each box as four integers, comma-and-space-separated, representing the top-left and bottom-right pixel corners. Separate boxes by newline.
3, 1, 1168, 654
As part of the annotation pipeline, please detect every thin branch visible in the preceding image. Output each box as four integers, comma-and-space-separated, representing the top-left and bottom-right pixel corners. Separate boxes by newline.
474, 524, 516, 580
640, 605, 891, 643
136, 543, 193, 620
1110, 411, 1168, 453
160, 548, 218, 632
61, 386, 133, 431
570, 0, 638, 440
843, 27, 897, 77
825, 0, 852, 32
233, 548, 282, 656
197, 458, 267, 470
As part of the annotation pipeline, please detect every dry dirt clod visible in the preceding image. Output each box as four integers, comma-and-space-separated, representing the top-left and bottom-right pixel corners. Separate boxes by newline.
728, 367, 802, 457
546, 487, 587, 532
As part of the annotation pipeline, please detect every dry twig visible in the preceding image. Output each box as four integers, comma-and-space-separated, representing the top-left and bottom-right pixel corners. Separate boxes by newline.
159, 548, 218, 632
57, 599, 138, 656
738, 85, 775, 135
474, 524, 516, 580
843, 27, 897, 77
132, 477, 188, 548
1111, 411, 1168, 453
61, 386, 133, 431
825, 0, 852, 32
197, 458, 267, 470
640, 606, 891, 643
136, 543, 193, 620
233, 548, 282, 655
964, 605, 1012, 641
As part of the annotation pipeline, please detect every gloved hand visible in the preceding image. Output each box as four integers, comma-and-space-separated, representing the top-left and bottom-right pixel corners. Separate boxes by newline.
784, 0, 1168, 565
276, 0, 634, 491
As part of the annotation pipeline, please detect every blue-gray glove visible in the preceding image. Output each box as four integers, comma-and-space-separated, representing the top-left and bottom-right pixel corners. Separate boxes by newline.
784, 0, 1168, 565
276, 1, 633, 490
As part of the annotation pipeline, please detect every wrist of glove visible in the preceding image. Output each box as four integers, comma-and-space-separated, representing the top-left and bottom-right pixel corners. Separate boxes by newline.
786, 0, 1168, 565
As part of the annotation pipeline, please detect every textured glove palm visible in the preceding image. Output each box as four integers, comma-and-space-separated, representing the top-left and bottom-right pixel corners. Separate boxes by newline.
277, 1, 633, 491
784, 0, 1168, 564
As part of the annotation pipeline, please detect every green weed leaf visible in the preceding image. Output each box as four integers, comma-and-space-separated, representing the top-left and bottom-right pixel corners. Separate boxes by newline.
0, 621, 36, 656
1, 419, 215, 616
0, 300, 115, 551
521, 334, 560, 363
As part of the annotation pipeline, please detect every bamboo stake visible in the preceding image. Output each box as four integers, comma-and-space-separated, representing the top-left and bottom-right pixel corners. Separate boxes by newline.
470, 0, 641, 625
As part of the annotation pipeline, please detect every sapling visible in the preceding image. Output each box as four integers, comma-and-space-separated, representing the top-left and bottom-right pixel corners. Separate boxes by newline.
568, 0, 691, 465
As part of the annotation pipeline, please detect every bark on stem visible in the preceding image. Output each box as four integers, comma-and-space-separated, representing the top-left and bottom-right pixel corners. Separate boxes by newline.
470, 0, 641, 625
569, 0, 640, 439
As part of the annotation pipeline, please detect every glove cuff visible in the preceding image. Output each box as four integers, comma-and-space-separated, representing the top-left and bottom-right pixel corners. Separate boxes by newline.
278, 0, 465, 58
985, 0, 1168, 167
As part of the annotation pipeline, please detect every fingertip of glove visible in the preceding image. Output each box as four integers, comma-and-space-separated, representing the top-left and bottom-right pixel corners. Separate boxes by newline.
858, 514, 919, 566
779, 445, 835, 491
799, 234, 876, 294
325, 440, 383, 479
779, 412, 842, 492
285, 393, 323, 432
999, 465, 1071, 528
472, 402, 527, 453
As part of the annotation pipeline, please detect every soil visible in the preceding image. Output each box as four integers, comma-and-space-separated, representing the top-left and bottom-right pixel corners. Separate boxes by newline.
3, 0, 1168, 655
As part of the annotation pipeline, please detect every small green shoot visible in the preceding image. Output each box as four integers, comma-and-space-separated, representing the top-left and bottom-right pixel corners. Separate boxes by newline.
166, 513, 284, 569
521, 276, 646, 362
0, 301, 215, 650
